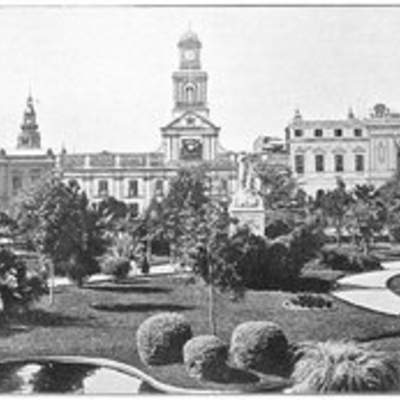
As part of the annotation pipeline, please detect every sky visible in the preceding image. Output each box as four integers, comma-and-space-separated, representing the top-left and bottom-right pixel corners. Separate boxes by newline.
0, 6, 400, 153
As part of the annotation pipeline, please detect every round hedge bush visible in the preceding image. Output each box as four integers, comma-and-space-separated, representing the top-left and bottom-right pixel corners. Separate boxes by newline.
136, 313, 193, 365
101, 256, 131, 280
183, 335, 228, 380
230, 321, 289, 375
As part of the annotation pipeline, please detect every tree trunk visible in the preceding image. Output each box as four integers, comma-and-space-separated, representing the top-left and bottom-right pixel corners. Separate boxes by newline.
208, 260, 216, 335
49, 260, 55, 306
336, 225, 342, 246
146, 236, 152, 264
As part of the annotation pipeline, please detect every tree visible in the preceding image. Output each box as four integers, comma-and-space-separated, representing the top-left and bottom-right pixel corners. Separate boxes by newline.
149, 166, 210, 263
376, 175, 400, 242
254, 161, 297, 210
15, 177, 109, 287
348, 184, 387, 253
184, 200, 248, 335
320, 179, 353, 245
254, 159, 311, 225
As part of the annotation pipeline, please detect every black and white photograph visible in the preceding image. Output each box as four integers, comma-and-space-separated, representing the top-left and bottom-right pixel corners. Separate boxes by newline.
1, 1, 400, 394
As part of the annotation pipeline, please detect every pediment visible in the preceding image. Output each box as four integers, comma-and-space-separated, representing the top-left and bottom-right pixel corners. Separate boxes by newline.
162, 111, 219, 131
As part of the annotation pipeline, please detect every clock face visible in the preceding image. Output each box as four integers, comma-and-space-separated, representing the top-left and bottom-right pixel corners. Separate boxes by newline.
180, 139, 202, 160
184, 50, 196, 61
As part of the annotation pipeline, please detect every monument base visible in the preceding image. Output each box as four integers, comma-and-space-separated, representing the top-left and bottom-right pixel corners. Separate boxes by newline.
229, 207, 265, 236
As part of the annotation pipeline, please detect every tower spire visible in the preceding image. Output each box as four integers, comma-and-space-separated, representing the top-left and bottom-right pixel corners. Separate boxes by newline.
17, 92, 41, 149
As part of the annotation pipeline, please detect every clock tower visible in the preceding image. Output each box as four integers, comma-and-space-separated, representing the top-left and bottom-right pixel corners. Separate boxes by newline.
172, 29, 209, 118
162, 29, 220, 163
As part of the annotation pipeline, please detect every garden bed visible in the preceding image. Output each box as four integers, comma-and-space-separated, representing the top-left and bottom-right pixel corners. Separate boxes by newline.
0, 275, 400, 389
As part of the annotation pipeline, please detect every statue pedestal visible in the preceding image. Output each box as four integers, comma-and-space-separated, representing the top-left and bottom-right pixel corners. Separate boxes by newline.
229, 190, 265, 236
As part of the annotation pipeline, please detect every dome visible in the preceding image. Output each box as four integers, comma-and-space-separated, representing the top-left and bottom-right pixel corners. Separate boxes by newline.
178, 29, 201, 48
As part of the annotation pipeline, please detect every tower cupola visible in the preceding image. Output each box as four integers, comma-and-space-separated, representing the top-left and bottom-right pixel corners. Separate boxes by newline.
178, 28, 202, 70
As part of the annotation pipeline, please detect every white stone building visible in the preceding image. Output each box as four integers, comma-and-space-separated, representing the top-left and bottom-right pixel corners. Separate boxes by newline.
286, 104, 400, 195
58, 29, 238, 215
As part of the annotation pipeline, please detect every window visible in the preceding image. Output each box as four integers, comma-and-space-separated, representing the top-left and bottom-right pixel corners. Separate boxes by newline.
355, 154, 364, 172
185, 85, 195, 104
128, 180, 138, 198
295, 154, 304, 174
12, 176, 22, 194
315, 154, 324, 172
354, 128, 363, 137
334, 129, 343, 137
98, 180, 108, 197
220, 179, 228, 192
155, 179, 164, 193
314, 129, 323, 137
335, 154, 344, 172
30, 169, 41, 184
129, 203, 139, 218
294, 129, 303, 137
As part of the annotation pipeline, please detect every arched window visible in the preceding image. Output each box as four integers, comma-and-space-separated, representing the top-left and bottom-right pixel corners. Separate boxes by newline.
185, 84, 196, 104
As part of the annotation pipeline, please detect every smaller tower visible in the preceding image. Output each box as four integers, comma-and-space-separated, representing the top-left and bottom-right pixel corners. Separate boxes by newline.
17, 93, 41, 149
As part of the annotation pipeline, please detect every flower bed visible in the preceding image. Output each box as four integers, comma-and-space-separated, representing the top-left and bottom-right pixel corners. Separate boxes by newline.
283, 294, 333, 311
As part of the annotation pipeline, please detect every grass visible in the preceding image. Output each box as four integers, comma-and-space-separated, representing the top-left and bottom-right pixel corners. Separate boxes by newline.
2, 274, 400, 389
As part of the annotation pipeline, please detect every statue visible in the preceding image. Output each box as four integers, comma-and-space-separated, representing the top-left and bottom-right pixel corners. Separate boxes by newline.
234, 154, 261, 208
229, 154, 265, 236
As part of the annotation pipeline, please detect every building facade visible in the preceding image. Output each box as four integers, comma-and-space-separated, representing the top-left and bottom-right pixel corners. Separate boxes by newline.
286, 104, 400, 195
0, 95, 55, 211
58, 29, 238, 215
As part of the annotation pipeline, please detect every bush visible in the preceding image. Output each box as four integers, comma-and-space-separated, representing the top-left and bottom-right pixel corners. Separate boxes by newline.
63, 253, 100, 287
290, 341, 400, 393
243, 221, 326, 290
101, 256, 130, 281
136, 313, 192, 365
264, 217, 292, 239
321, 247, 381, 273
183, 335, 228, 380
229, 321, 289, 375
0, 249, 48, 314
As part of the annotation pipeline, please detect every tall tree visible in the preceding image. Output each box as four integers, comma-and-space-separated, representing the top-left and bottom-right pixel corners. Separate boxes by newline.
184, 200, 247, 335
321, 178, 353, 245
254, 161, 297, 210
15, 177, 109, 287
150, 166, 210, 263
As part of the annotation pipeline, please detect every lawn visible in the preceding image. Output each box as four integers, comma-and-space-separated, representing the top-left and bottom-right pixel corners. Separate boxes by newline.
1, 273, 400, 389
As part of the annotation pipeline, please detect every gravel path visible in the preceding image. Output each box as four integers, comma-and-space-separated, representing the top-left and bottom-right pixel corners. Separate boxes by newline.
332, 261, 400, 316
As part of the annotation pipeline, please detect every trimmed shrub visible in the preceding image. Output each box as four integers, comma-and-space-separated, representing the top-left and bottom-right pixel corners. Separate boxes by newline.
136, 312, 192, 365
101, 256, 131, 281
290, 341, 400, 393
321, 247, 381, 273
230, 321, 289, 375
183, 335, 228, 380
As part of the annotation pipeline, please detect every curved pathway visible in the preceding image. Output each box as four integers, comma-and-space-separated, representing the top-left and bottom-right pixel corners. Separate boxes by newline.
332, 261, 400, 316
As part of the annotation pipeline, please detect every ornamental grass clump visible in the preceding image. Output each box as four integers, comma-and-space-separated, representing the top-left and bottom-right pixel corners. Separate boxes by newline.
136, 312, 193, 365
229, 321, 289, 375
290, 341, 400, 393
183, 335, 229, 381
